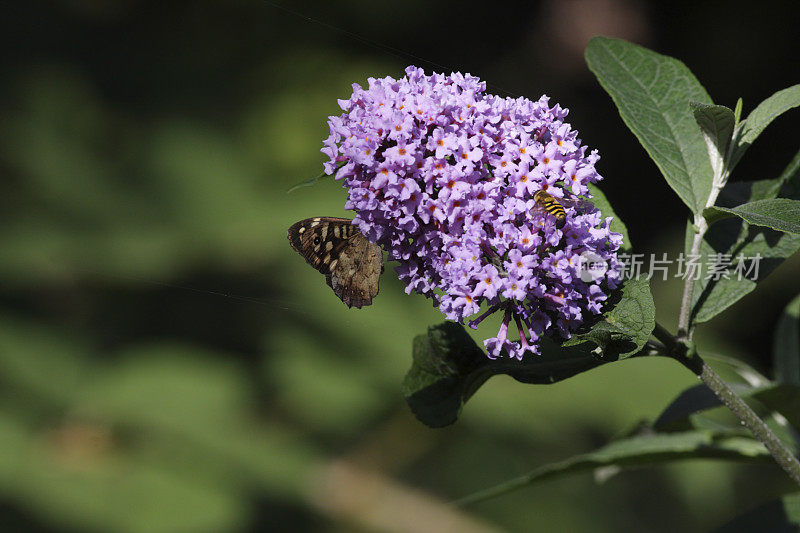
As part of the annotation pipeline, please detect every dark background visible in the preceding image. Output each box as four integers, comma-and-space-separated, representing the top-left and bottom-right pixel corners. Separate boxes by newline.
1, 1, 799, 531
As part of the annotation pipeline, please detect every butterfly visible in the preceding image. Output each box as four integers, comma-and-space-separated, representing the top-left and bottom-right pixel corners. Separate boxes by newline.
287, 217, 383, 308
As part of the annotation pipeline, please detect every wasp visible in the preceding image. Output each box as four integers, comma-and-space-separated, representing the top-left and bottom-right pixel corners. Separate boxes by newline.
532, 190, 592, 230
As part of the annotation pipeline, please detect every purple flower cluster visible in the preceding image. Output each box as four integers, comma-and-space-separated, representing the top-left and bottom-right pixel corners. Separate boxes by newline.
322, 66, 622, 359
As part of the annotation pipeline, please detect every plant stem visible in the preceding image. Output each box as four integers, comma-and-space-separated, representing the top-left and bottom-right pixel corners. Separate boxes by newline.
652, 322, 682, 357
655, 321, 800, 486
677, 218, 714, 338
696, 360, 800, 486
677, 141, 735, 339
676, 224, 702, 339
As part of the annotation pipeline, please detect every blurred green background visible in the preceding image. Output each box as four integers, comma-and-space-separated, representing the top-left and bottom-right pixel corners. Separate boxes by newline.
1, 1, 799, 531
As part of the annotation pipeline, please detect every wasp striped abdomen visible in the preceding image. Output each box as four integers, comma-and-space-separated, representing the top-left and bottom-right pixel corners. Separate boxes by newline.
533, 190, 567, 229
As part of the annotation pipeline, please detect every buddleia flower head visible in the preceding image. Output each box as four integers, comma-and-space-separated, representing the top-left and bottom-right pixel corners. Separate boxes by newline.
322, 66, 623, 360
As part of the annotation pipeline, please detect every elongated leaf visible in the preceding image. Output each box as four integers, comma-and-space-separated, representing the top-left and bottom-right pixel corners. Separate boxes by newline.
565, 277, 655, 359
690, 150, 800, 323
403, 323, 606, 427
691, 102, 735, 180
753, 384, 800, 432
729, 84, 800, 171
774, 293, 800, 386
456, 430, 769, 505
702, 206, 735, 226
691, 231, 800, 325
733, 98, 743, 125
655, 381, 800, 448
653, 384, 721, 431
716, 492, 800, 532
703, 352, 773, 386
707, 199, 800, 235
585, 37, 714, 214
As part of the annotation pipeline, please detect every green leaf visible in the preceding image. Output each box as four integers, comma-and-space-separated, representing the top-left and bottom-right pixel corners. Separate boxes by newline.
459, 378, 800, 504
402, 322, 490, 428
725, 148, 800, 206
403, 324, 608, 428
707, 199, 800, 235
491, 339, 607, 386
585, 37, 714, 214
702, 205, 735, 226
286, 169, 331, 193
703, 352, 773, 386
404, 277, 654, 427
690, 150, 800, 324
653, 384, 722, 431
655, 381, 800, 447
565, 277, 655, 359
691, 102, 735, 180
750, 383, 800, 429
716, 492, 800, 532
774, 293, 800, 386
733, 98, 743, 125
690, 219, 800, 325
729, 84, 800, 172
456, 430, 769, 505
586, 183, 630, 250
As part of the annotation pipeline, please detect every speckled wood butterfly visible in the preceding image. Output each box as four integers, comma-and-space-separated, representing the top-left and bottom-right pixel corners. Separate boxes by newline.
287, 217, 383, 308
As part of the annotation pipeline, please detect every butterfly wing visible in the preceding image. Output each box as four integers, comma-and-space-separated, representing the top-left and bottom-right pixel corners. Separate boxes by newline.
328, 230, 383, 308
287, 217, 383, 308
